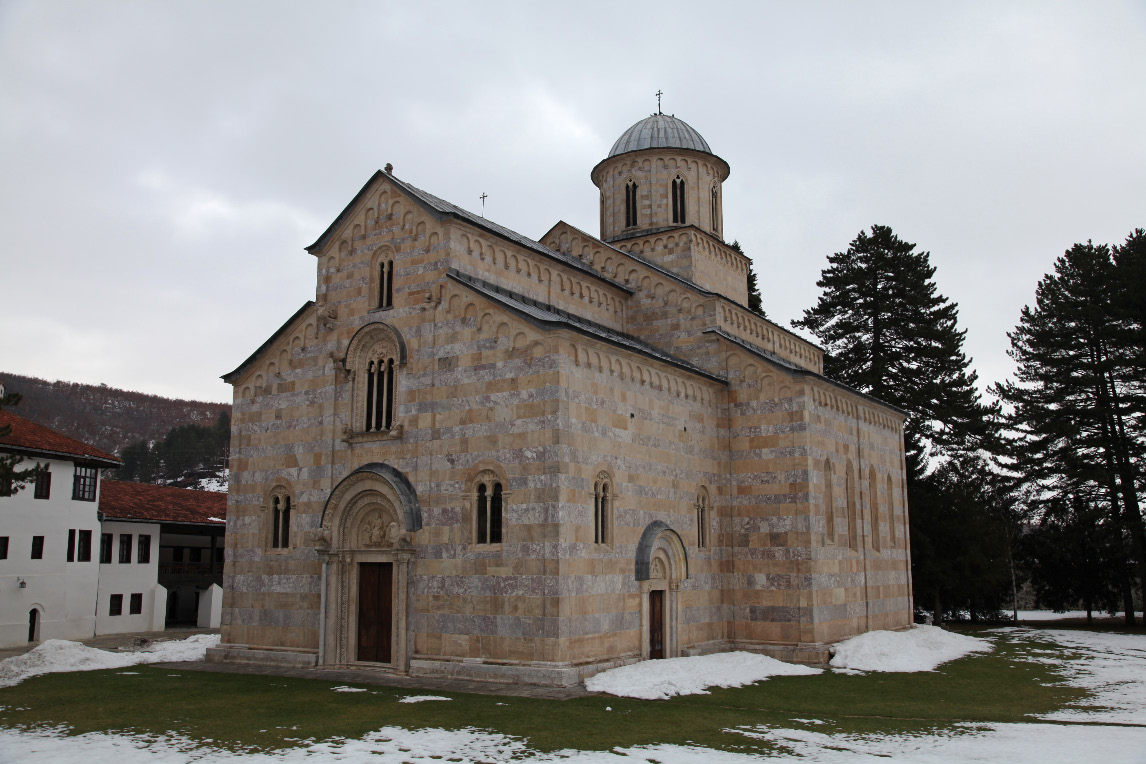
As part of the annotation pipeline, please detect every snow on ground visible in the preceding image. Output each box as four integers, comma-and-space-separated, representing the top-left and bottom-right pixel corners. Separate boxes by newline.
331, 686, 367, 693
585, 651, 820, 700
999, 627, 1146, 725
1017, 610, 1094, 621
0, 634, 219, 688
830, 625, 992, 672
397, 695, 452, 703
3, 721, 1146, 764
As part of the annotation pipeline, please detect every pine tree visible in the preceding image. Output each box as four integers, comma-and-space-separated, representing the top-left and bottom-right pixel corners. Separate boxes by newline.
995, 240, 1146, 619
793, 225, 993, 465
730, 240, 768, 319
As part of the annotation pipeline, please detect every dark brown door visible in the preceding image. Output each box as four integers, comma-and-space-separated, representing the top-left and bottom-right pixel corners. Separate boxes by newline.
357, 562, 393, 663
648, 589, 664, 659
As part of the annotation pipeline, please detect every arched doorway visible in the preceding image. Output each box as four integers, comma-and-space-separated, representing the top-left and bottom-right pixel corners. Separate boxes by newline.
27, 608, 40, 643
316, 463, 421, 671
635, 522, 688, 660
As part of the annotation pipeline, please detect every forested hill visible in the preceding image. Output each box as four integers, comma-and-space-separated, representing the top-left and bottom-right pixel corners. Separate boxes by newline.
0, 372, 229, 456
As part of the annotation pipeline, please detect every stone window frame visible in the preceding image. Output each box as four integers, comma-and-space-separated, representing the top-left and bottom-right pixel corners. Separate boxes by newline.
593, 468, 616, 547
671, 175, 686, 224
466, 461, 509, 548
265, 481, 295, 553
868, 466, 881, 552
710, 183, 719, 233
887, 473, 898, 547
823, 459, 836, 545
369, 245, 395, 312
695, 485, 711, 549
344, 322, 406, 444
624, 177, 638, 228
845, 460, 859, 552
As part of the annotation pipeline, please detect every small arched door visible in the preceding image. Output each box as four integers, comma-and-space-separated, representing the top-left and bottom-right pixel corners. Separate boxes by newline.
27, 608, 39, 643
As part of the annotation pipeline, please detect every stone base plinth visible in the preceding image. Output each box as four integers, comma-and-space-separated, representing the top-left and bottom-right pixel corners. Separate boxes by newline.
205, 644, 318, 669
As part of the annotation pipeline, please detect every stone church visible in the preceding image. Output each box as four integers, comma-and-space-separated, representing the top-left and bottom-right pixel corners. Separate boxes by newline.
208, 111, 913, 686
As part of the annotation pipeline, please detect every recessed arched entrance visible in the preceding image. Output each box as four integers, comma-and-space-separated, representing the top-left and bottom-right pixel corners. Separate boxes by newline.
635, 521, 688, 660
316, 463, 421, 671
27, 607, 41, 643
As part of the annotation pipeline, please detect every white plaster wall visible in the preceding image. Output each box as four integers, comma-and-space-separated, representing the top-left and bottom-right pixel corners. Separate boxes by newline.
95, 521, 162, 635
0, 456, 101, 648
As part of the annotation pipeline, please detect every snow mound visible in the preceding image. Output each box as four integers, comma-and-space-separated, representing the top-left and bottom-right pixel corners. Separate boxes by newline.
0, 633, 220, 688
830, 625, 991, 672
332, 686, 367, 693
397, 695, 452, 703
586, 651, 820, 700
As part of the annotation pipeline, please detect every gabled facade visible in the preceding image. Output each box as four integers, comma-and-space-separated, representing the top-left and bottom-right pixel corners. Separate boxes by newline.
210, 113, 913, 685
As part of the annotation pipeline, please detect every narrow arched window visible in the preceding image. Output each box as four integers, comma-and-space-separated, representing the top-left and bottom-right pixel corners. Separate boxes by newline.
625, 180, 638, 228
476, 484, 488, 544
378, 259, 394, 309
887, 474, 897, 546
824, 460, 835, 544
710, 185, 719, 232
869, 467, 881, 551
846, 462, 858, 552
270, 493, 292, 549
363, 355, 397, 432
490, 483, 503, 544
475, 475, 504, 544
594, 477, 612, 545
696, 488, 709, 549
671, 176, 686, 224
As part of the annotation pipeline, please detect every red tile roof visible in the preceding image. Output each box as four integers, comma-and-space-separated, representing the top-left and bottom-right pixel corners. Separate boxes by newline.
99, 479, 227, 525
0, 410, 122, 466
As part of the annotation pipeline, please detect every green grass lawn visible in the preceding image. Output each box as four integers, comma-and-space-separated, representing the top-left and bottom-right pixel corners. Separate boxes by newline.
0, 629, 1092, 755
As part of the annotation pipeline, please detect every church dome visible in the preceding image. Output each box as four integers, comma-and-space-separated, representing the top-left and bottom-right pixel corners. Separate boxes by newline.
607, 113, 713, 158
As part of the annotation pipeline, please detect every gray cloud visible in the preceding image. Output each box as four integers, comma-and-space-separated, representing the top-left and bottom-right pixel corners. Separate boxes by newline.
2, 0, 1143, 402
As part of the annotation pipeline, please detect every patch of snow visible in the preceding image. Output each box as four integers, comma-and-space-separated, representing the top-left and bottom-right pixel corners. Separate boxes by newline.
397, 695, 452, 703
331, 686, 367, 693
734, 722, 1146, 764
4, 721, 1146, 764
0, 633, 220, 688
830, 625, 992, 672
585, 651, 820, 700
998, 627, 1146, 725
1017, 610, 1093, 621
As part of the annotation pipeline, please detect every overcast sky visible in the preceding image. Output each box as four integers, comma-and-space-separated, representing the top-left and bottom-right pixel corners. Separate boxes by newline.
2, 1, 1143, 404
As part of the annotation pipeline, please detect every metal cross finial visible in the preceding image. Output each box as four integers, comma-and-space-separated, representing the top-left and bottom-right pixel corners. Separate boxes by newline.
656, 90, 663, 114
480, 192, 488, 217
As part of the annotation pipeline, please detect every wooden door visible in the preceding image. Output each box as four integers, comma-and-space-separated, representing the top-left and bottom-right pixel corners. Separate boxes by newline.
648, 589, 664, 659
357, 562, 393, 663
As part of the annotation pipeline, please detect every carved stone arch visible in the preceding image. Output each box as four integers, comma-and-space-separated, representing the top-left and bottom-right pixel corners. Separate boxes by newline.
695, 485, 712, 548
352, 224, 362, 240
447, 293, 464, 314
344, 323, 407, 435
318, 463, 419, 670
635, 521, 688, 659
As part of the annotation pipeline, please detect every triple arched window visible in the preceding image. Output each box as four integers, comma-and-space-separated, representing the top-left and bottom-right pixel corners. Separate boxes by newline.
624, 180, 638, 228
363, 356, 396, 432
671, 175, 686, 224
475, 476, 504, 544
593, 473, 613, 545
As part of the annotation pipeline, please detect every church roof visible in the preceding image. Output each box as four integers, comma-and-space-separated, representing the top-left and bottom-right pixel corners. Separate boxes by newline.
607, 113, 714, 158
305, 171, 631, 294
448, 269, 725, 384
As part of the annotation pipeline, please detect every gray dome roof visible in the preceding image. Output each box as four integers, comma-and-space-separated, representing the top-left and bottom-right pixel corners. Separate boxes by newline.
608, 114, 713, 158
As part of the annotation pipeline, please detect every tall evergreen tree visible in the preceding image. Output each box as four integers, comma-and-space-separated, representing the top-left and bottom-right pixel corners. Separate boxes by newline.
730, 240, 768, 319
793, 225, 993, 465
995, 240, 1146, 617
